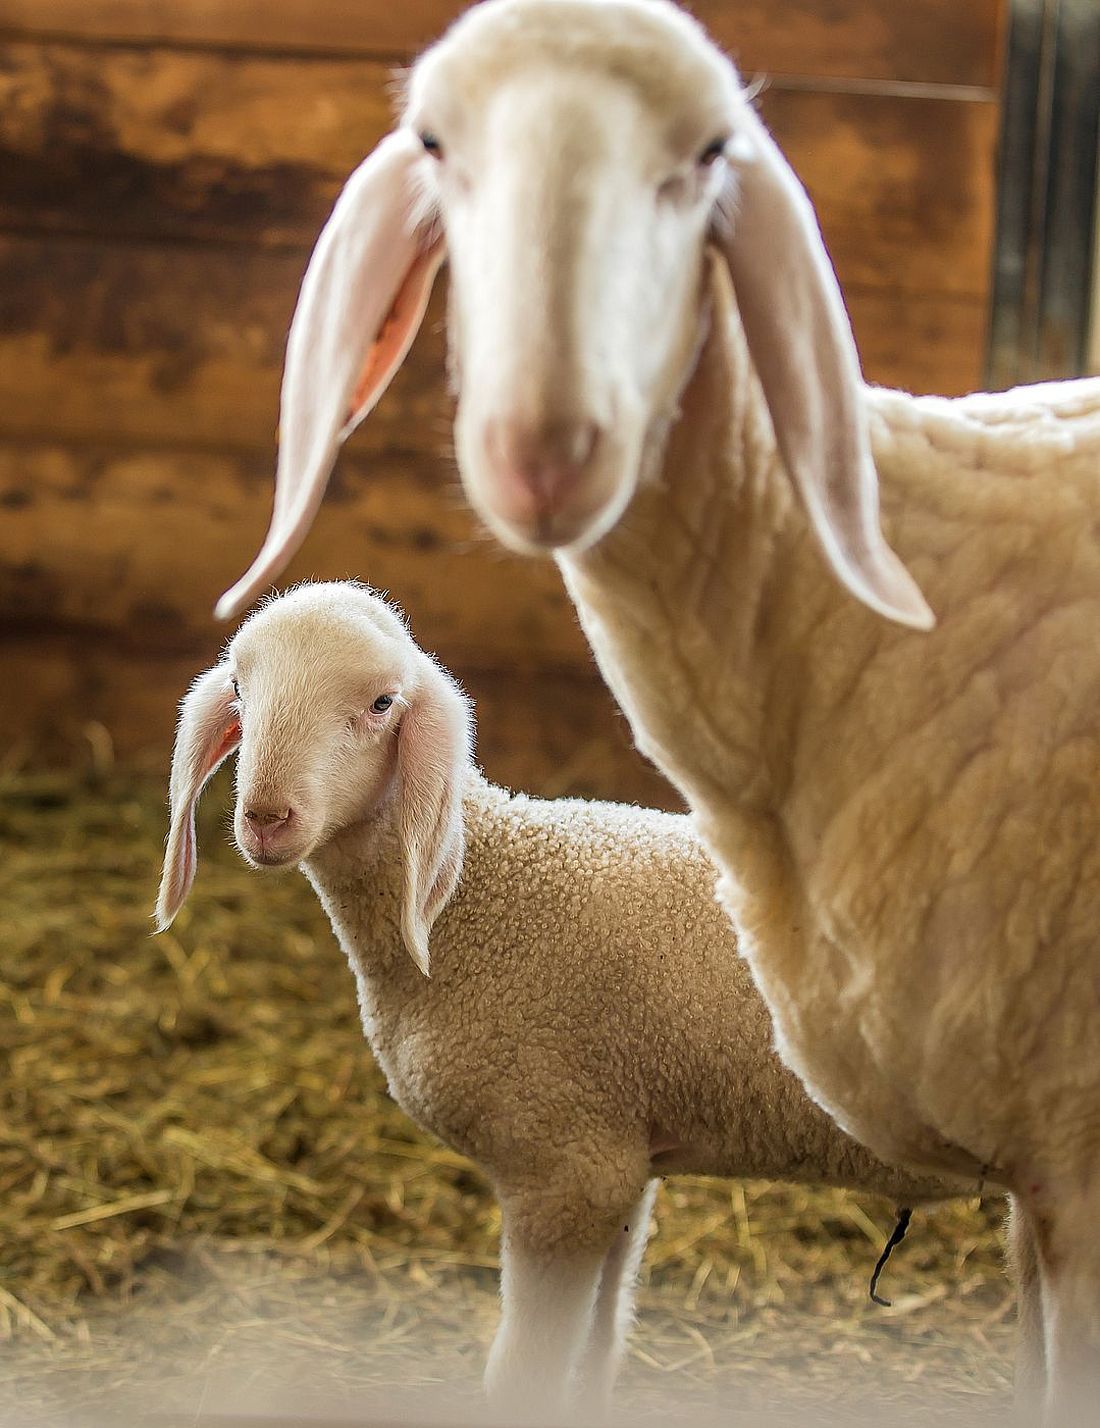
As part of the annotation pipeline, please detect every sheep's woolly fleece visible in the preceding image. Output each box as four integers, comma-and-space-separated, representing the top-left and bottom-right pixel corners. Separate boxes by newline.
559, 264, 1100, 1196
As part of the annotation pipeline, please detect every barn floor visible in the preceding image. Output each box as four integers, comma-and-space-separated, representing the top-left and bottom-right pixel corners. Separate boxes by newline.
0, 769, 1015, 1425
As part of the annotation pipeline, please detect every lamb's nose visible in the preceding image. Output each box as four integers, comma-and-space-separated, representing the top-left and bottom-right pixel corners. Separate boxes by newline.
244, 805, 291, 832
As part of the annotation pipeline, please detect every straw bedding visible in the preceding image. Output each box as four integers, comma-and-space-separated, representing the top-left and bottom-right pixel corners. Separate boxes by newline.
0, 766, 1014, 1421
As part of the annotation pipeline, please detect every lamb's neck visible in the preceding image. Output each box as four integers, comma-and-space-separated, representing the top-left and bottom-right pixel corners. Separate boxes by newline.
302, 810, 407, 982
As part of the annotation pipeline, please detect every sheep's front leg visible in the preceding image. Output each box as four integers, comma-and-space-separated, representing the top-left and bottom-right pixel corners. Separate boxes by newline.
573, 1181, 658, 1416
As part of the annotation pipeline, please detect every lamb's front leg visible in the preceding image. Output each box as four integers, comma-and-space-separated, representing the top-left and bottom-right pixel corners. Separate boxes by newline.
485, 1164, 648, 1422
485, 1233, 606, 1420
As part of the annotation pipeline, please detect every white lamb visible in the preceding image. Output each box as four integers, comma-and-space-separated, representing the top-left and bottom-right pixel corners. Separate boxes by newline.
156, 581, 952, 1417
212, 2, 1100, 1415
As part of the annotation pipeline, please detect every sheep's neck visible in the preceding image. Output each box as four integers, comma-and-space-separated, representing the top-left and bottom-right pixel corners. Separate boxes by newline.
559, 265, 826, 867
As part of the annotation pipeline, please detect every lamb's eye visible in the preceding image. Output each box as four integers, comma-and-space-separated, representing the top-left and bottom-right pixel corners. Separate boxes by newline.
698, 137, 728, 167
371, 693, 394, 714
231, 677, 240, 698
419, 132, 443, 159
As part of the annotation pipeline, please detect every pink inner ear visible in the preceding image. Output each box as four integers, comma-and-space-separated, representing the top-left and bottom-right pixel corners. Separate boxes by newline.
207, 718, 242, 776
345, 238, 444, 428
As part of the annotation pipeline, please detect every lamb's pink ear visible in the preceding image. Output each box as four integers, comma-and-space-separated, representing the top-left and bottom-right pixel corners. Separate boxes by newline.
712, 108, 934, 631
216, 129, 445, 621
155, 665, 242, 932
395, 658, 474, 976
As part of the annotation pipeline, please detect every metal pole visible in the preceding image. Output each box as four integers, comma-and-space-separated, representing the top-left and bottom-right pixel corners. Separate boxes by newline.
987, 0, 1100, 387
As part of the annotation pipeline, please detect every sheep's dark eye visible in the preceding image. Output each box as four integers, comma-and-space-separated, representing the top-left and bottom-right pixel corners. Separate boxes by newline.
371, 694, 394, 714
419, 132, 443, 159
698, 137, 728, 167
231, 677, 240, 698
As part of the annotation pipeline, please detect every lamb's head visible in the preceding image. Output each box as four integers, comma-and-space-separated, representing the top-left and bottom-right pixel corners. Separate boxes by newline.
216, 0, 932, 632
155, 583, 473, 975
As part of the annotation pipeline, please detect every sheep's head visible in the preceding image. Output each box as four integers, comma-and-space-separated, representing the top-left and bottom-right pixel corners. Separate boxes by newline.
412, 0, 737, 554
156, 583, 472, 975
217, 0, 932, 632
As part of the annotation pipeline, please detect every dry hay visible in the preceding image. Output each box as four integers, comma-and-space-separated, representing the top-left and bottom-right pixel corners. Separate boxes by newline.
0, 768, 1015, 1422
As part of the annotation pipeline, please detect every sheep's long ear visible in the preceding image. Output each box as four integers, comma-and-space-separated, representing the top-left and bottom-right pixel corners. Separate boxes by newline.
396, 659, 473, 976
155, 665, 242, 932
216, 129, 445, 622
712, 109, 934, 631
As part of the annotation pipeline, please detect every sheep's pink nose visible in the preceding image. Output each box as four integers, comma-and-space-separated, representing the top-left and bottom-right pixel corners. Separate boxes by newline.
484, 418, 601, 523
244, 805, 291, 833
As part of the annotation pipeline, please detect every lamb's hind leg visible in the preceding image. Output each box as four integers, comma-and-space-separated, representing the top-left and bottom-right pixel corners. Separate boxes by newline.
573, 1180, 658, 1416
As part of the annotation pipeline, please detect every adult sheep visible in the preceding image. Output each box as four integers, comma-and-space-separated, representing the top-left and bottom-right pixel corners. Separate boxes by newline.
216, 1, 1100, 1417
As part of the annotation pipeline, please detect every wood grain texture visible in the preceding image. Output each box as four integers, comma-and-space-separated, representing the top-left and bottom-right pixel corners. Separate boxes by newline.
0, 0, 1005, 88
761, 88, 997, 299
0, 42, 997, 300
0, 441, 589, 669
0, 634, 680, 809
846, 290, 987, 396
0, 42, 391, 247
0, 234, 449, 454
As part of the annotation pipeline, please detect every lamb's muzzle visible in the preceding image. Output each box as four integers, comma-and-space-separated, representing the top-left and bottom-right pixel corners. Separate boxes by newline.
240, 803, 294, 863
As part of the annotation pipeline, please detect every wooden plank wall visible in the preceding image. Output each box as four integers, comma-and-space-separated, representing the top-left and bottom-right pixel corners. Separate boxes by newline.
0, 0, 1006, 796
1093, 207, 1100, 374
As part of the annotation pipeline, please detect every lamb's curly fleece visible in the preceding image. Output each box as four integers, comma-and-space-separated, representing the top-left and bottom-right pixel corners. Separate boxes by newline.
310, 772, 945, 1219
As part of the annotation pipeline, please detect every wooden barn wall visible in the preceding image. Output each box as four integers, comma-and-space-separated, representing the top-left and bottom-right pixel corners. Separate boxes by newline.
0, 0, 1006, 795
